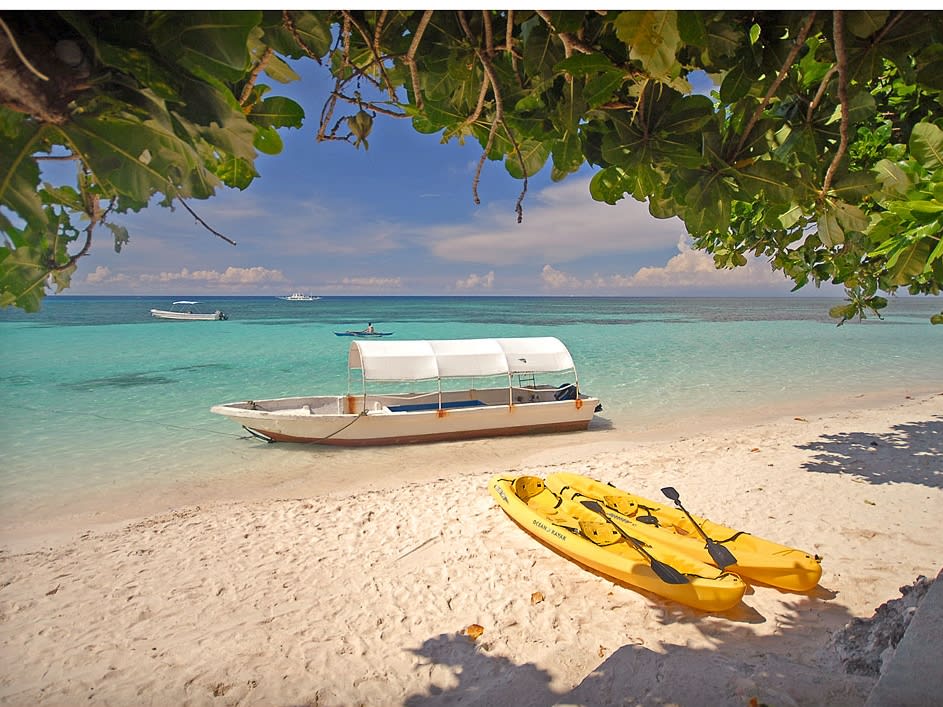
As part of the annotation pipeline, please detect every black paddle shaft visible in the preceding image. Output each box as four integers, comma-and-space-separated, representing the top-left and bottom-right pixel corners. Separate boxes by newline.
660, 487, 738, 569
580, 500, 689, 585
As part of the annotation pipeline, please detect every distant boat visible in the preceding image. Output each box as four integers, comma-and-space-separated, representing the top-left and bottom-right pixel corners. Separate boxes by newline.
150, 301, 228, 321
334, 330, 394, 338
279, 293, 320, 301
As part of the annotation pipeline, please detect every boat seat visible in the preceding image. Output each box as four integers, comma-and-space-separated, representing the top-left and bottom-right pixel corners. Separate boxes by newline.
387, 399, 485, 412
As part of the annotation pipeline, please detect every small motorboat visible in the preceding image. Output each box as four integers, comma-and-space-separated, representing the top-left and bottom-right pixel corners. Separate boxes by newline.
334, 330, 394, 337
280, 293, 319, 301
150, 301, 228, 321
211, 337, 601, 446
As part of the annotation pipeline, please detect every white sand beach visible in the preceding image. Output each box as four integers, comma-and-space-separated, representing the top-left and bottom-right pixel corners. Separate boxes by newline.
1, 391, 941, 706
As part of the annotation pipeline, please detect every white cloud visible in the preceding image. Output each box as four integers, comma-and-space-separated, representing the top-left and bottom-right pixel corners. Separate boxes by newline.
541, 238, 786, 292
319, 276, 403, 292
83, 265, 131, 285
455, 271, 495, 290
415, 176, 685, 266
140, 266, 286, 285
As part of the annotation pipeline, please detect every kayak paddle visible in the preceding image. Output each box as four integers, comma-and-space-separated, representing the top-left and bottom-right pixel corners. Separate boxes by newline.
580, 500, 689, 585
660, 487, 738, 569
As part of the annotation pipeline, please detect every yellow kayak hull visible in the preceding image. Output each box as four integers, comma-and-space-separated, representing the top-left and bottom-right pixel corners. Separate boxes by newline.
489, 475, 747, 612
544, 472, 822, 592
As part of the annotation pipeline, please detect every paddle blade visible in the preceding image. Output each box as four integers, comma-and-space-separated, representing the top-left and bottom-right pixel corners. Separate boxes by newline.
707, 541, 738, 569
648, 558, 690, 585
660, 486, 680, 502
581, 500, 689, 585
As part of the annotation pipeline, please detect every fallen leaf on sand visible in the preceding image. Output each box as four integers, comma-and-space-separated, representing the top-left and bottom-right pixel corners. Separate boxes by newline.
750, 448, 760, 452
531, 591, 544, 604
465, 624, 484, 641
794, 417, 808, 422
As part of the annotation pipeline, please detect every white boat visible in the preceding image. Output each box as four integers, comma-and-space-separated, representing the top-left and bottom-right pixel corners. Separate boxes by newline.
279, 293, 319, 301
211, 337, 602, 446
150, 301, 228, 321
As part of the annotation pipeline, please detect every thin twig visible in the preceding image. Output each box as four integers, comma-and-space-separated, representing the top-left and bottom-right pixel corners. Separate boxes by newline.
482, 10, 494, 58
822, 10, 850, 197
506, 10, 520, 82
239, 47, 273, 106
404, 10, 434, 112
342, 11, 398, 101
535, 10, 594, 56
444, 74, 490, 141
0, 16, 49, 80
373, 10, 388, 62
807, 65, 837, 122
735, 12, 817, 156
458, 10, 528, 220
177, 197, 237, 246
281, 11, 323, 64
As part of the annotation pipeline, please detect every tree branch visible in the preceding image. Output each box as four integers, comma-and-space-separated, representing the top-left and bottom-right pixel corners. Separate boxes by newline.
735, 12, 817, 157
458, 10, 527, 221
239, 46, 273, 107
342, 10, 398, 101
822, 10, 850, 197
403, 10, 434, 112
281, 11, 323, 64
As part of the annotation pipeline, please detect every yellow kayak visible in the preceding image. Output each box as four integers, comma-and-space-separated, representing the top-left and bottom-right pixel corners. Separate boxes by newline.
544, 472, 822, 592
489, 475, 747, 612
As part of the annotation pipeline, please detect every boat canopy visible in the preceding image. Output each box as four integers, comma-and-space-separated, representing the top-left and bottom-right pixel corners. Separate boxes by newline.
348, 337, 577, 382
172, 301, 200, 305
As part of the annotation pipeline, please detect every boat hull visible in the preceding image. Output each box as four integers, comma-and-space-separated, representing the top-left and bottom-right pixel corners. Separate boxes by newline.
545, 472, 822, 591
211, 392, 599, 446
489, 475, 747, 612
150, 309, 226, 321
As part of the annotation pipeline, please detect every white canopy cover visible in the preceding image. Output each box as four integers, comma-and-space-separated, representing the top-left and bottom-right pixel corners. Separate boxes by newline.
348, 337, 578, 382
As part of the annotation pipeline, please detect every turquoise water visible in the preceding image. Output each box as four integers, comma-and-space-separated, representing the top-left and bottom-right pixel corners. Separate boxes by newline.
1, 295, 941, 523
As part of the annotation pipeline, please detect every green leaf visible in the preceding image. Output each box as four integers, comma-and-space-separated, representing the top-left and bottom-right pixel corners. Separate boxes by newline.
818, 209, 844, 247
551, 133, 583, 175
910, 122, 943, 170
749, 23, 761, 46
845, 10, 889, 39
554, 53, 620, 77
505, 140, 551, 180
736, 160, 793, 203
719, 62, 752, 103
106, 222, 130, 253
874, 159, 911, 196
589, 166, 629, 204
613, 10, 681, 80
253, 125, 284, 155
150, 10, 261, 83
216, 156, 259, 189
249, 96, 305, 129
66, 113, 215, 201
585, 71, 627, 108
832, 200, 870, 232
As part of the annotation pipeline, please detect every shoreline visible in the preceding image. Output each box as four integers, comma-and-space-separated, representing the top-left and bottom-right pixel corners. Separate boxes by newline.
0, 391, 941, 705
1, 385, 939, 553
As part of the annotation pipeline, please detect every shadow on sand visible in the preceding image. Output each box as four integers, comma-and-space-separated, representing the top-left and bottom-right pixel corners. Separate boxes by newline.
402, 588, 870, 707
798, 415, 942, 488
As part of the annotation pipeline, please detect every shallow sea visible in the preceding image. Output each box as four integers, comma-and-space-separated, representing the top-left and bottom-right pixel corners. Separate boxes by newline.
1, 295, 941, 527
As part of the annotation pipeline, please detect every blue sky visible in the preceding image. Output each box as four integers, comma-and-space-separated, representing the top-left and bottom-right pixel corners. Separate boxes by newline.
65, 57, 825, 298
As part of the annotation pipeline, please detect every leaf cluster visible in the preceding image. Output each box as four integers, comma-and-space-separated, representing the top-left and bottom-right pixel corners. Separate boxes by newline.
1, 9, 941, 324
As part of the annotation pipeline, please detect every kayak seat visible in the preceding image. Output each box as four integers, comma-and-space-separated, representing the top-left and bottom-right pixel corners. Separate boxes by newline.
603, 495, 638, 516
513, 476, 545, 501
578, 519, 622, 546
